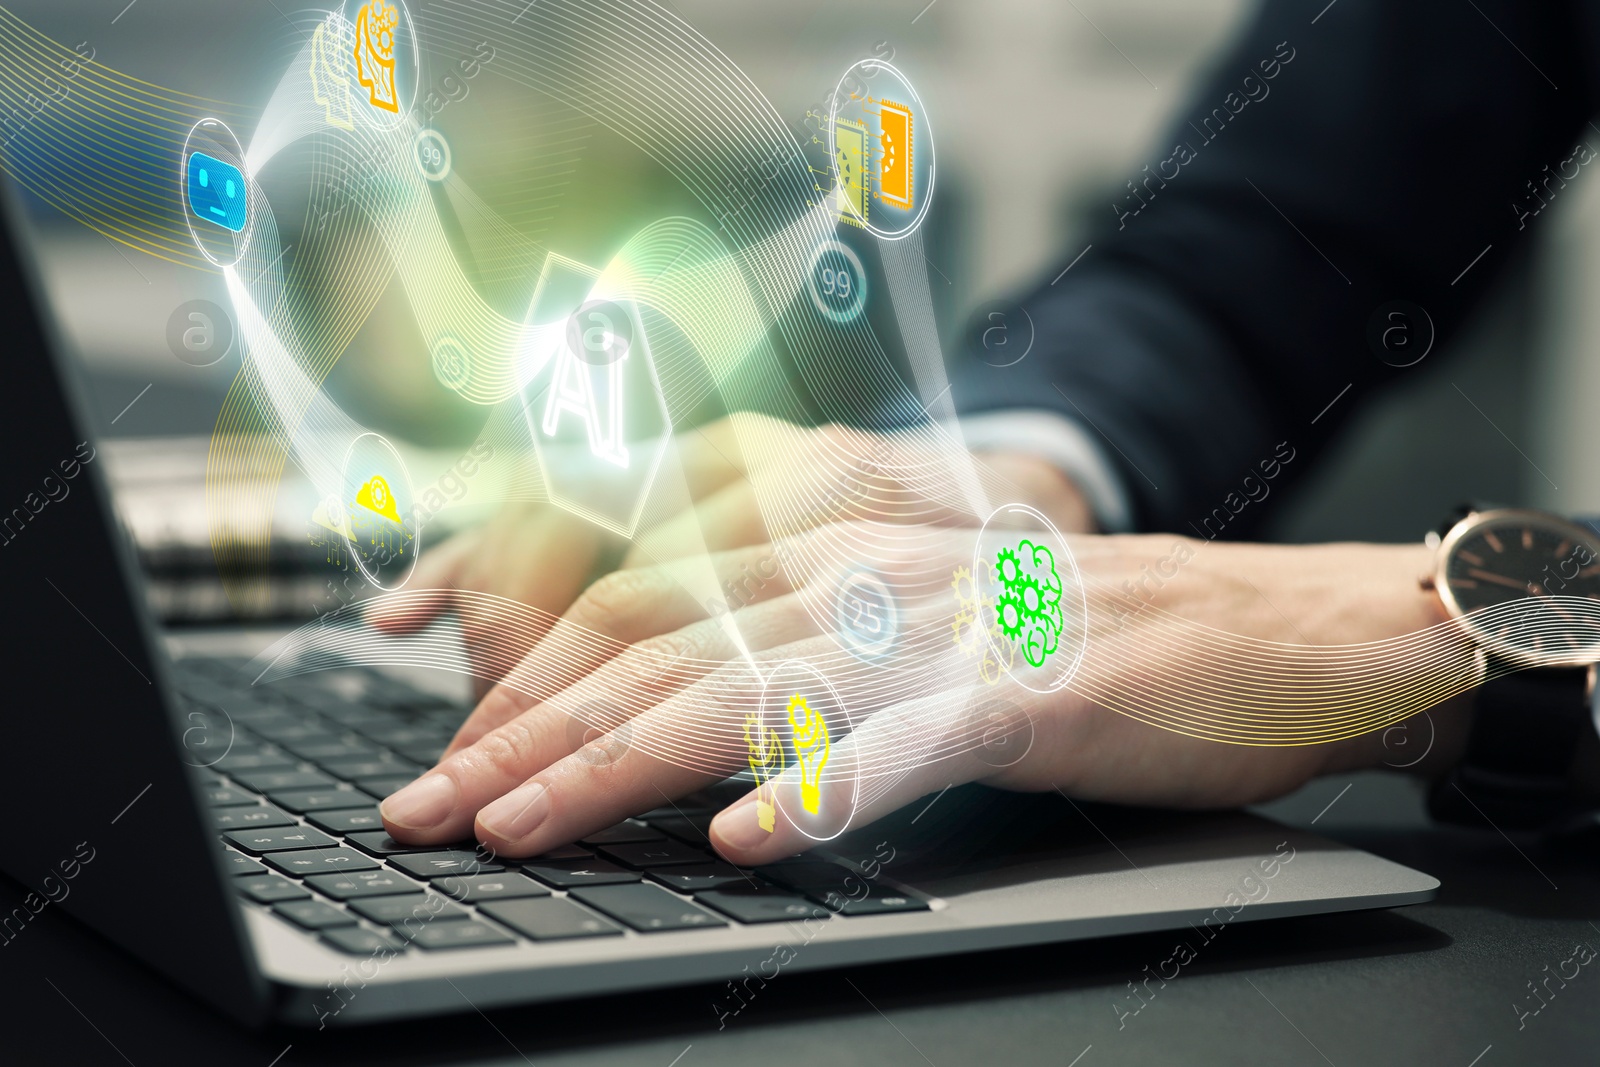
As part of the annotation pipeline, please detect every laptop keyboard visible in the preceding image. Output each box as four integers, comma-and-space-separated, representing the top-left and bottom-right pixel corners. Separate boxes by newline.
173, 658, 928, 956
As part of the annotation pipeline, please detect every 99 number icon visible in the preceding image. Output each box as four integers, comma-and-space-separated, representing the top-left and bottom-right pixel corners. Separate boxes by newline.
413, 128, 452, 182
807, 239, 868, 324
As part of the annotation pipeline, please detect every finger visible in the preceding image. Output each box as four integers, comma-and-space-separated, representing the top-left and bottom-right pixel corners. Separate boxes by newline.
471, 636, 848, 855
390, 607, 838, 851
465, 577, 977, 856
386, 525, 979, 848
676, 416, 754, 499
378, 578, 792, 847
710, 686, 1038, 866
442, 541, 797, 757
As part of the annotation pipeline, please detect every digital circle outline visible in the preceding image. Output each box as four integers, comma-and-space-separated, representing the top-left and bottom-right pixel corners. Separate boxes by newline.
566, 298, 634, 367
974, 304, 1035, 368
1380, 710, 1435, 769
341, 0, 420, 132
180, 706, 236, 769
431, 334, 470, 389
965, 693, 1035, 770
827, 58, 937, 242
1368, 300, 1435, 368
339, 431, 421, 591
832, 565, 898, 663
761, 659, 858, 842
180, 117, 254, 269
166, 298, 235, 368
975, 502, 1089, 694
413, 127, 452, 182
806, 239, 869, 323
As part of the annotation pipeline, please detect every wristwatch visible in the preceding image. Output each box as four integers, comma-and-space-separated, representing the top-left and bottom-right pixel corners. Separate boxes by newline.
1422, 505, 1600, 829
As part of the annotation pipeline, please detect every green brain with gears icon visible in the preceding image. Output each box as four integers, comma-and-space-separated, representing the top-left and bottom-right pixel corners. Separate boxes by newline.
994, 539, 1066, 668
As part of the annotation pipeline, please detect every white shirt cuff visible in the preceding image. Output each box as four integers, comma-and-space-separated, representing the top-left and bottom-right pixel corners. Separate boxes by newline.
958, 409, 1136, 533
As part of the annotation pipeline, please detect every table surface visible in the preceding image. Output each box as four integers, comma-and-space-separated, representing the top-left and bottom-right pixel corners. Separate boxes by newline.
2, 769, 1595, 1067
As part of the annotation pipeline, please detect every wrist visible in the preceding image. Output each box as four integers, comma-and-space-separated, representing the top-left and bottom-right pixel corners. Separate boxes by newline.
1313, 542, 1476, 780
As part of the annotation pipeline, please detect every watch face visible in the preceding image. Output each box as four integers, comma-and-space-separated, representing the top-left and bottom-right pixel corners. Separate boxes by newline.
1440, 511, 1600, 663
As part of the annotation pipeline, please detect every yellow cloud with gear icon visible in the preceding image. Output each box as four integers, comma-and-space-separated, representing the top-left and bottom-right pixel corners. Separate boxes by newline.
354, 474, 401, 523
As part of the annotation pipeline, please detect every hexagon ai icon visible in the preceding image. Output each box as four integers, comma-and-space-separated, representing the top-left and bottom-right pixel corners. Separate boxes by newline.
519, 253, 670, 537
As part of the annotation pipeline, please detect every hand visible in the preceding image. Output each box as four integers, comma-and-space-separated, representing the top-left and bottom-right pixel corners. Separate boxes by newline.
379, 523, 1471, 865
369, 415, 1097, 694
616, 414, 1103, 568
366, 502, 611, 697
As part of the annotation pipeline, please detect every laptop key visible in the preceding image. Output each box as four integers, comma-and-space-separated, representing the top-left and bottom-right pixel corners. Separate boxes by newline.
307, 704, 395, 729
321, 927, 406, 955
579, 820, 665, 846
221, 852, 266, 877
435, 873, 550, 903
636, 804, 715, 820
272, 900, 356, 930
389, 739, 447, 764
268, 787, 373, 813
237, 876, 311, 903
344, 831, 438, 855
224, 826, 338, 854
322, 758, 423, 781
263, 847, 381, 876
229, 769, 337, 793
568, 884, 726, 932
810, 884, 930, 916
306, 808, 385, 834
520, 859, 641, 888
357, 775, 421, 799
645, 814, 715, 844
349, 895, 470, 926
203, 786, 261, 808
388, 851, 505, 879
525, 844, 592, 861
695, 885, 831, 924
647, 863, 753, 893
214, 751, 298, 774
305, 869, 422, 900
405, 919, 516, 950
289, 739, 382, 762
355, 724, 450, 746
597, 840, 709, 868
755, 860, 858, 892
212, 806, 296, 831
479, 898, 623, 941
250, 723, 339, 746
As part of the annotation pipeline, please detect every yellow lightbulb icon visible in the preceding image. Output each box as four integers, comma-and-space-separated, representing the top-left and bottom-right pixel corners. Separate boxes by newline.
787, 693, 830, 815
743, 711, 782, 833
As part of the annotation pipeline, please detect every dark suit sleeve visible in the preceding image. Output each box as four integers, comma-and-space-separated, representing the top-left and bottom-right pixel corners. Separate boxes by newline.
951, 0, 1594, 535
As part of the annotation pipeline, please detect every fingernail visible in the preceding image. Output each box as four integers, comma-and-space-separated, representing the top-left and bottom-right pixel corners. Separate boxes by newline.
712, 797, 772, 853
381, 774, 458, 830
479, 781, 551, 843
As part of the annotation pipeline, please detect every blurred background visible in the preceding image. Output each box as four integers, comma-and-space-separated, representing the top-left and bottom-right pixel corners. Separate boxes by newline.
10, 0, 1589, 621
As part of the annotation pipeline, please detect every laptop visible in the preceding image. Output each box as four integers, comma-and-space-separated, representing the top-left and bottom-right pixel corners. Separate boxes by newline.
0, 171, 1438, 1028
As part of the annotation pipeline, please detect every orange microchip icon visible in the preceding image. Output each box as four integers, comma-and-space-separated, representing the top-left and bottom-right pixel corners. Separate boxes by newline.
877, 99, 914, 211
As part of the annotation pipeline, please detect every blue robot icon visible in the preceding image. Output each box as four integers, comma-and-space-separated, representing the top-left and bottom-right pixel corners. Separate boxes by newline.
186, 151, 248, 233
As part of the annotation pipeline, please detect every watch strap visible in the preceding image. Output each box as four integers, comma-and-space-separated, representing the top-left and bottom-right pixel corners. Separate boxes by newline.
1428, 666, 1594, 829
